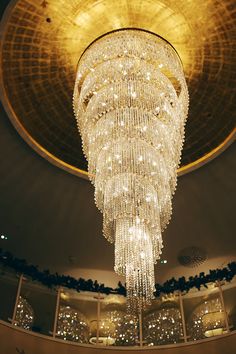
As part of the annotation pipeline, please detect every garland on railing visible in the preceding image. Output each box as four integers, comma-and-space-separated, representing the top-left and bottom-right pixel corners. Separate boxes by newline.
0, 248, 235, 297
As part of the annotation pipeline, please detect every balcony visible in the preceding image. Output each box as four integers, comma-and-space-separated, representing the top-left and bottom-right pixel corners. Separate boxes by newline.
0, 266, 236, 353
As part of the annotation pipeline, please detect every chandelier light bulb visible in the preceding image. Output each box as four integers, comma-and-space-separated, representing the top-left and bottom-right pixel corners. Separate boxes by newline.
73, 29, 189, 311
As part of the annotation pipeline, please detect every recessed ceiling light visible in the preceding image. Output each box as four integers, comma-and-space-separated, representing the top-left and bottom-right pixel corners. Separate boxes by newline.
160, 260, 167, 264
1, 235, 7, 240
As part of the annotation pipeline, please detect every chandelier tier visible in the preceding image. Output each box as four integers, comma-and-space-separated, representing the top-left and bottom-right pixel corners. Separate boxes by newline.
73, 29, 189, 311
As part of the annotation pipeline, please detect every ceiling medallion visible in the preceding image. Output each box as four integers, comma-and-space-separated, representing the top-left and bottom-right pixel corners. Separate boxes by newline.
74, 29, 189, 310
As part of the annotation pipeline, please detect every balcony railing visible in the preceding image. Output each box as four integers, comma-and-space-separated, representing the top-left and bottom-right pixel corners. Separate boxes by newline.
0, 267, 236, 348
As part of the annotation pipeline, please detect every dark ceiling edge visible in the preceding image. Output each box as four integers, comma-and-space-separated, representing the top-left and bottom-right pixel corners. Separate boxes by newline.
0, 0, 11, 20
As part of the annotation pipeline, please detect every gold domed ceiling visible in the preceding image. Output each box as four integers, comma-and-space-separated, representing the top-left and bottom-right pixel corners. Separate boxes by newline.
0, 0, 235, 178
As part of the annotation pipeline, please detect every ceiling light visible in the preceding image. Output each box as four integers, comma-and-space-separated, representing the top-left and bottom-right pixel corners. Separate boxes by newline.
90, 310, 138, 346
15, 296, 34, 330
143, 301, 183, 345
73, 29, 189, 311
188, 298, 226, 340
57, 305, 89, 343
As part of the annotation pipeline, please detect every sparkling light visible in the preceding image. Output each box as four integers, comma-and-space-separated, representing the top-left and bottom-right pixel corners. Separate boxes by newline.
73, 29, 189, 311
57, 305, 89, 343
143, 301, 183, 345
188, 298, 225, 340
97, 310, 138, 346
15, 296, 34, 330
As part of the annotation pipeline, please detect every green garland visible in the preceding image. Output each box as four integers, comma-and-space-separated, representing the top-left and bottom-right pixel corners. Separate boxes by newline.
0, 248, 235, 297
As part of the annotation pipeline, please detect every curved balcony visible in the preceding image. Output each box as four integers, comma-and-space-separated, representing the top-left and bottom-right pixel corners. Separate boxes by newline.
0, 320, 236, 354
0, 266, 236, 352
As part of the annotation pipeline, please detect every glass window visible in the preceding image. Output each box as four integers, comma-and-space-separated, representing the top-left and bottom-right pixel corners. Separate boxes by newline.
99, 294, 139, 347
19, 277, 57, 335
143, 294, 184, 346
182, 284, 226, 341
221, 280, 236, 331
57, 288, 97, 344
0, 269, 19, 323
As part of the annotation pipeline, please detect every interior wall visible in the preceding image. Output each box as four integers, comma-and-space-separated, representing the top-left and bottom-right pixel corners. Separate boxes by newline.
0, 321, 236, 354
65, 254, 236, 288
67, 268, 123, 288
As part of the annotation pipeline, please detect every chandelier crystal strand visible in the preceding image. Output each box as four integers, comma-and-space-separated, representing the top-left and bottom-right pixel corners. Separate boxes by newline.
73, 29, 189, 311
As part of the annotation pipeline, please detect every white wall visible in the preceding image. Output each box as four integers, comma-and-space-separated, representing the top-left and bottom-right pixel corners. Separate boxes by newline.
1, 321, 236, 354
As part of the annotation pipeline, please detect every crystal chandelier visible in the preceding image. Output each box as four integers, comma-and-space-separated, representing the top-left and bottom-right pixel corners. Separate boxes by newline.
73, 29, 189, 311
188, 298, 225, 340
15, 296, 34, 330
57, 305, 89, 343
98, 310, 138, 346
143, 301, 183, 345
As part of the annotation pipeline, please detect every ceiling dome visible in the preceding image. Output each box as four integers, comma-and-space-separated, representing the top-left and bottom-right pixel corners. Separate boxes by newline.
0, 0, 235, 179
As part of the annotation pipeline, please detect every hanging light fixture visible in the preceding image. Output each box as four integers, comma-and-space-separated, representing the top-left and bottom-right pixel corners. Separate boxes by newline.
89, 310, 138, 346
15, 296, 34, 330
73, 29, 189, 311
143, 301, 183, 345
188, 298, 226, 340
57, 305, 89, 343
